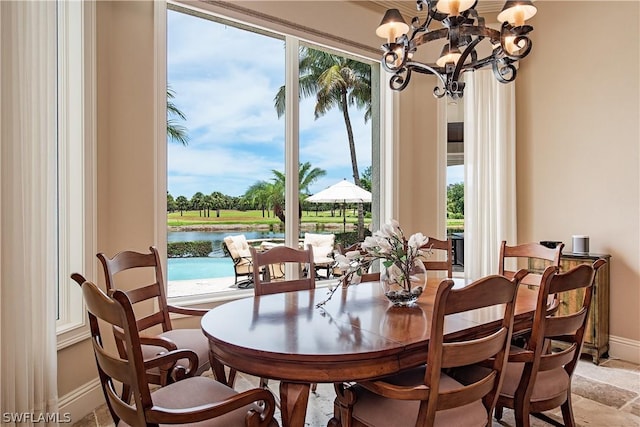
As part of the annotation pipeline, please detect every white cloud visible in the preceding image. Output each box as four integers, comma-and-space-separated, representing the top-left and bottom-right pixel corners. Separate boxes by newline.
167, 10, 372, 198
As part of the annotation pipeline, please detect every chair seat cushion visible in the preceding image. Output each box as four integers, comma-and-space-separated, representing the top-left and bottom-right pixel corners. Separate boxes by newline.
142, 328, 210, 376
351, 368, 488, 427
117, 376, 265, 427
500, 362, 570, 402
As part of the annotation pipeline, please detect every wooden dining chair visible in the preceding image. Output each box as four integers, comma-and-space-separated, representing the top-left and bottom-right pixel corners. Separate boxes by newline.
96, 246, 212, 389
79, 278, 277, 427
494, 259, 606, 427
249, 244, 317, 392
499, 241, 565, 346
420, 237, 453, 278
250, 244, 316, 296
332, 270, 527, 427
499, 241, 564, 287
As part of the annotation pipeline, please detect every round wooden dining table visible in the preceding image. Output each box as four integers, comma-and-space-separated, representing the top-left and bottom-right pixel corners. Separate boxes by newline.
201, 277, 538, 427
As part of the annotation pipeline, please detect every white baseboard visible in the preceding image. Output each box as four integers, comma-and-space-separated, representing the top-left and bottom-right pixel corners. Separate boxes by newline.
609, 335, 640, 364
58, 377, 103, 424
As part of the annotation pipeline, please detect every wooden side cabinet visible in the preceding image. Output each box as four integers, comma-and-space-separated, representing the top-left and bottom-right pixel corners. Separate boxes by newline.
529, 252, 611, 364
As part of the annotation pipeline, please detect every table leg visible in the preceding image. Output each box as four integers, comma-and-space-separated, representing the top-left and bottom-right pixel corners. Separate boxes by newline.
209, 351, 235, 387
279, 381, 311, 427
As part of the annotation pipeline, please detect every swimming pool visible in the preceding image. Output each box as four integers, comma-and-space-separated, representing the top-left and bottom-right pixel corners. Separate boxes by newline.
167, 257, 234, 281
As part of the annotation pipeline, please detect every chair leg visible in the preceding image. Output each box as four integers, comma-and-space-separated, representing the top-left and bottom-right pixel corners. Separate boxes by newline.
494, 406, 504, 420
561, 396, 576, 427
514, 405, 531, 427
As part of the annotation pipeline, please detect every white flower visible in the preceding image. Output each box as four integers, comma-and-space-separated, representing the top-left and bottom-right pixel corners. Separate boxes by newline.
379, 219, 400, 238
408, 232, 428, 250
360, 236, 377, 252
333, 254, 353, 270
345, 250, 362, 259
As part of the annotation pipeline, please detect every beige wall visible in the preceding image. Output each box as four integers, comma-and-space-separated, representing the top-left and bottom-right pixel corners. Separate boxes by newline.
57, 0, 160, 412
58, 0, 640, 418
515, 1, 640, 344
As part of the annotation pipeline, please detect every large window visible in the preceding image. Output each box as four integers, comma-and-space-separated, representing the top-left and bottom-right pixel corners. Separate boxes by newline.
165, 5, 377, 300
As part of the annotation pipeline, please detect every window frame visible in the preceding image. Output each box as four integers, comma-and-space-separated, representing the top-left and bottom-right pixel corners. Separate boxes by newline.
56, 0, 96, 349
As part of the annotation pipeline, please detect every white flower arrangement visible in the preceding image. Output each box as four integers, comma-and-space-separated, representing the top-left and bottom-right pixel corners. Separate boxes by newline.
316, 219, 431, 308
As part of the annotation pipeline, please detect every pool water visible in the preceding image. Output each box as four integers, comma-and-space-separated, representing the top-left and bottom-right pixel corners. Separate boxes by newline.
167, 257, 234, 281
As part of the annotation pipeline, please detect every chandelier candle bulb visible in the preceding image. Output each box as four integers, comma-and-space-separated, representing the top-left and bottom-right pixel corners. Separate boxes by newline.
436, 0, 475, 16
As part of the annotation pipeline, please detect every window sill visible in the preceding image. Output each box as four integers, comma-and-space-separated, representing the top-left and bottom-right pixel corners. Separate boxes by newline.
167, 278, 340, 313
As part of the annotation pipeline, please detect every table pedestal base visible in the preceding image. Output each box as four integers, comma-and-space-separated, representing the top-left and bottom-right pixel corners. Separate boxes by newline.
280, 382, 310, 427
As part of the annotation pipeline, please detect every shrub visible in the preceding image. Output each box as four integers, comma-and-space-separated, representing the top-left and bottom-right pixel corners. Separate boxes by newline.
167, 241, 213, 258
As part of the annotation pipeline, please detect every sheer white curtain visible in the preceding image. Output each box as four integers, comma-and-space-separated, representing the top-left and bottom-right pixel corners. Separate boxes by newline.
0, 1, 59, 422
463, 70, 517, 279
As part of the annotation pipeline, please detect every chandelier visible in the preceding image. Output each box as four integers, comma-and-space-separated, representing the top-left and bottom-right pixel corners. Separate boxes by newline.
376, 0, 537, 98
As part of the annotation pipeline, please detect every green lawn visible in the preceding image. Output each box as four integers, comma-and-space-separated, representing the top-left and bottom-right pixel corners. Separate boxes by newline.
167, 209, 369, 227
168, 209, 464, 232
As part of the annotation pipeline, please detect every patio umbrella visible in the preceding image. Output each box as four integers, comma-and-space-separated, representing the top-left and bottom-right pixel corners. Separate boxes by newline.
306, 179, 372, 232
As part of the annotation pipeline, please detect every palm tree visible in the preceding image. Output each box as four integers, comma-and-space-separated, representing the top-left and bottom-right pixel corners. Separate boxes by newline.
274, 47, 371, 236
190, 192, 205, 217
167, 86, 189, 145
245, 181, 275, 218
268, 162, 326, 223
175, 195, 189, 216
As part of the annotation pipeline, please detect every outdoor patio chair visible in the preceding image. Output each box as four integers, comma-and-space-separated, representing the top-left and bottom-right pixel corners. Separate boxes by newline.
303, 232, 336, 278
79, 278, 277, 427
223, 234, 254, 286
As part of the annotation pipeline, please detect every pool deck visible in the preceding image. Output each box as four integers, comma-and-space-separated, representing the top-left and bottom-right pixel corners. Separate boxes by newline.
168, 276, 238, 297
168, 275, 341, 298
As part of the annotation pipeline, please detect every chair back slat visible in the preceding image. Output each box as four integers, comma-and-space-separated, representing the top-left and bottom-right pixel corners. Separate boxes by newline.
538, 344, 577, 371
105, 250, 158, 271
548, 263, 597, 294
444, 274, 520, 314
136, 311, 168, 333
441, 329, 508, 368
436, 372, 497, 411
251, 245, 315, 296
125, 283, 162, 304
544, 310, 588, 338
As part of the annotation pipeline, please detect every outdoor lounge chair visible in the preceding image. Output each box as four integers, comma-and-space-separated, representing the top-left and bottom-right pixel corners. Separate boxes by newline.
223, 234, 254, 286
303, 232, 335, 279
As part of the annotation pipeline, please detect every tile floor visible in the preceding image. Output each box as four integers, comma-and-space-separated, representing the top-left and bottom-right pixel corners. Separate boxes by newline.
74, 357, 640, 427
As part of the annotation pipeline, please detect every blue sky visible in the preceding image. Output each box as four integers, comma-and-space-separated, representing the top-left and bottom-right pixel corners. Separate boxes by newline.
167, 10, 462, 199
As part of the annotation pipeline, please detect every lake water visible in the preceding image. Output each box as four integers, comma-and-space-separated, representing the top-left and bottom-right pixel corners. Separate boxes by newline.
167, 230, 284, 281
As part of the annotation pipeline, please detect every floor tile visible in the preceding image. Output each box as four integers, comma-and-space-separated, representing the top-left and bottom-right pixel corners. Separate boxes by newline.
572, 374, 638, 408
74, 360, 640, 427
576, 358, 640, 393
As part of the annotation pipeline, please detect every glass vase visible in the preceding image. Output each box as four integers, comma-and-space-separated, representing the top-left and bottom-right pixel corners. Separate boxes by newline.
380, 258, 426, 306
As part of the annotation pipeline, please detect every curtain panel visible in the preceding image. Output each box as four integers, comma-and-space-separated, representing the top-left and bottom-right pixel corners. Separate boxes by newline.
463, 70, 517, 279
0, 1, 59, 424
